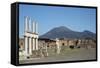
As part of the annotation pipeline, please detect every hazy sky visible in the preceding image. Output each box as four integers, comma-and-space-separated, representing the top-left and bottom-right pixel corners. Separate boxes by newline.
19, 4, 96, 37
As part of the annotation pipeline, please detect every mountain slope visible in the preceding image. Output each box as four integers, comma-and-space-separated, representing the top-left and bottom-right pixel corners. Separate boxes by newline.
40, 26, 96, 39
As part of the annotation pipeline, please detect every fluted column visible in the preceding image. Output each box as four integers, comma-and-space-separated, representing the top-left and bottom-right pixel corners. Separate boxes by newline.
36, 23, 38, 33
36, 38, 38, 50
29, 37, 32, 55
32, 22, 35, 33
24, 36, 28, 56
32, 38, 35, 50
25, 16, 29, 32
29, 18, 32, 32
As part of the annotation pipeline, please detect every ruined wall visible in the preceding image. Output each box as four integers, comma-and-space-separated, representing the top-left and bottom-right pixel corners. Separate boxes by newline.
19, 38, 25, 50
19, 38, 96, 51
59, 39, 96, 48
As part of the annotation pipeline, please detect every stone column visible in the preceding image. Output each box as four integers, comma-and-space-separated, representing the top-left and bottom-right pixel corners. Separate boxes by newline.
45, 43, 48, 56
78, 40, 81, 45
32, 38, 35, 50
25, 16, 29, 32
25, 16, 28, 32
29, 18, 32, 32
24, 36, 28, 56
29, 37, 32, 55
56, 38, 60, 54
32, 22, 35, 33
36, 38, 38, 50
36, 23, 38, 33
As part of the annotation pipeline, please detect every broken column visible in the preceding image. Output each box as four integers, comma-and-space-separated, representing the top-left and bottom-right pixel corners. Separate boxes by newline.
56, 38, 60, 54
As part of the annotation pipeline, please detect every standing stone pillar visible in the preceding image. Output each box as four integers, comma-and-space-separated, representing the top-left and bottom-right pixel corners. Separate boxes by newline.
78, 40, 81, 46
32, 21, 35, 33
29, 18, 32, 32
24, 36, 28, 56
35, 23, 38, 33
32, 38, 35, 50
36, 38, 38, 50
56, 38, 60, 54
85, 40, 88, 48
25, 16, 28, 32
45, 43, 48, 56
29, 37, 32, 55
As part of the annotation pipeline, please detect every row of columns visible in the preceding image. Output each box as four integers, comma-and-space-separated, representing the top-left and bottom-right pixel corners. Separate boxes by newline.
25, 36, 38, 56
25, 16, 38, 33
24, 16, 39, 57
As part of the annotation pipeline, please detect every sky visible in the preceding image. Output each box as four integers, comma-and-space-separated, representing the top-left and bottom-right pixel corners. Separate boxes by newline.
19, 4, 96, 38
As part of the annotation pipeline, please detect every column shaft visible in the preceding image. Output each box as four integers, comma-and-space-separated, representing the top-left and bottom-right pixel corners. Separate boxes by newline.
36, 23, 38, 33
29, 18, 31, 32
25, 36, 28, 56
56, 39, 60, 54
32, 38, 35, 50
36, 38, 38, 50
32, 22, 35, 33
29, 37, 32, 55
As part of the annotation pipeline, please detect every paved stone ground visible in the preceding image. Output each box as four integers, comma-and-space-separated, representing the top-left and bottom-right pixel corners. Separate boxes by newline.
19, 48, 96, 64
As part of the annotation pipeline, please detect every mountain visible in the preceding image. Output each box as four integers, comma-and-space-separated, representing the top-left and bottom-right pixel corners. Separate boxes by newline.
40, 26, 96, 39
